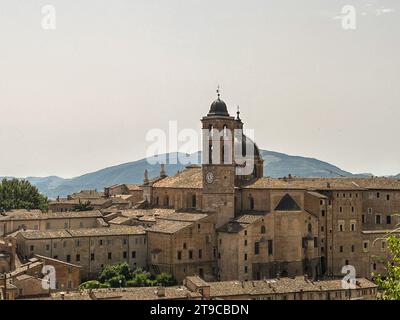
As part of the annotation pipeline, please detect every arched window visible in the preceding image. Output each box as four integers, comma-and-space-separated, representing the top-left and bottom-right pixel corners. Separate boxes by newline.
223, 125, 228, 136
164, 196, 169, 206
249, 196, 255, 210
209, 145, 213, 164
192, 194, 197, 208
308, 223, 312, 233
221, 145, 225, 164
261, 226, 266, 234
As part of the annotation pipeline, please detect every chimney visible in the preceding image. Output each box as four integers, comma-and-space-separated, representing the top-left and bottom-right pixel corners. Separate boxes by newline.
160, 164, 166, 177
143, 169, 149, 185
157, 286, 166, 298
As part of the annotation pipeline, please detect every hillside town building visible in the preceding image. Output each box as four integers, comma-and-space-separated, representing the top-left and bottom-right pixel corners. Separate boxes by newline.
1, 93, 399, 299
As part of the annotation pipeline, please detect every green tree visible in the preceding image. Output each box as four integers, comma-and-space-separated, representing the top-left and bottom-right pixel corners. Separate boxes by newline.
155, 272, 177, 287
374, 236, 400, 300
73, 200, 94, 212
98, 262, 131, 283
0, 178, 48, 212
79, 280, 110, 290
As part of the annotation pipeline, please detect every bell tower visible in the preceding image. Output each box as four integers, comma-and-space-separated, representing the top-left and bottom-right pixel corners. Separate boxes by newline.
201, 87, 241, 227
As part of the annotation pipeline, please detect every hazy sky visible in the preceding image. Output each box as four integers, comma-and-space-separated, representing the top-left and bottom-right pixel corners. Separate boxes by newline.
0, 0, 399, 178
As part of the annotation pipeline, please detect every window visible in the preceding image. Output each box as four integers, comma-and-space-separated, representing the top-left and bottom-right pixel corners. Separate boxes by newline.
351, 222, 356, 232
108, 252, 112, 260
376, 215, 381, 225
46, 244, 50, 251
268, 240, 273, 255
261, 226, 266, 234
66, 255, 71, 262
387, 194, 390, 201
244, 230, 247, 236
254, 242, 260, 255
91, 253, 95, 261
308, 224, 312, 233
192, 195, 197, 208
351, 206, 354, 213
362, 215, 365, 224
99, 240, 103, 246
377, 192, 380, 198
76, 240, 80, 247
387, 215, 392, 225
339, 206, 343, 213
183, 243, 187, 249
321, 226, 324, 232
338, 221, 345, 232
76, 254, 80, 262
363, 241, 369, 252
340, 246, 343, 253
351, 245, 355, 252
249, 196, 255, 210
177, 251, 182, 260
131, 251, 137, 258
368, 208, 373, 214
164, 196, 169, 206
244, 266, 248, 274
123, 251, 127, 259
123, 239, 127, 245
321, 210, 325, 217
382, 241, 386, 250
320, 200, 324, 205
198, 249, 202, 259
244, 253, 247, 261
189, 250, 193, 259
64, 222, 68, 228
373, 263, 377, 270
345, 260, 349, 265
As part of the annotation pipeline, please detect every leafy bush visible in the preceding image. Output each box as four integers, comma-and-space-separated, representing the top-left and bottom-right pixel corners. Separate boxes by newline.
79, 280, 110, 290
155, 272, 177, 287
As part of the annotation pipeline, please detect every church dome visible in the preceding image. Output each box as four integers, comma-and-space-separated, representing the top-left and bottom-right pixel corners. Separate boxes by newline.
208, 98, 229, 116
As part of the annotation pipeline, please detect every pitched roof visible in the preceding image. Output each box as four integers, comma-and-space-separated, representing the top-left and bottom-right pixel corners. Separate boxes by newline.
0, 210, 103, 221
19, 226, 145, 239
152, 166, 202, 189
146, 220, 193, 234
245, 177, 400, 191
275, 194, 301, 211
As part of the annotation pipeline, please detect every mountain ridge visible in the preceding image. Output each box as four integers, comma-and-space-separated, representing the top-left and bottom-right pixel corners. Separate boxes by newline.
1, 150, 396, 198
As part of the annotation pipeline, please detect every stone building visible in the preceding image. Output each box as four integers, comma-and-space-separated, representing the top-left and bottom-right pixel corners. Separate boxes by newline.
36, 275, 377, 300
16, 226, 147, 279
0, 210, 106, 236
131, 93, 400, 282
3, 92, 400, 290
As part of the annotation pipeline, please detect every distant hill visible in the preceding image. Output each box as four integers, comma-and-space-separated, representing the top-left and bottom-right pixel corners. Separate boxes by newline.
1, 150, 372, 199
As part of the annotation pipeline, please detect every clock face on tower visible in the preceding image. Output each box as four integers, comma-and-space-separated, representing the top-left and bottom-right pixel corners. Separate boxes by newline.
206, 171, 215, 184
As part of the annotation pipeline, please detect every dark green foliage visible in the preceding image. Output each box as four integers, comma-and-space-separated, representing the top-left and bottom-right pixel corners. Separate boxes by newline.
80, 263, 176, 289
0, 178, 48, 212
73, 199, 94, 212
78, 280, 110, 289
155, 272, 177, 287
